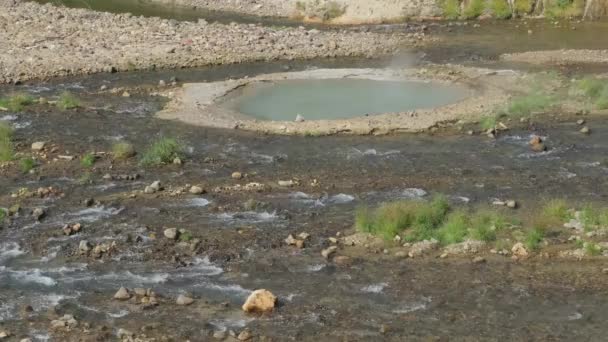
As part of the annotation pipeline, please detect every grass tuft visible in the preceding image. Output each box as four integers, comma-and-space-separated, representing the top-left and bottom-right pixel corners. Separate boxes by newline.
504, 92, 554, 117
463, 0, 485, 19
140, 138, 184, 167
490, 0, 512, 18
436, 210, 469, 245
469, 210, 506, 242
441, 0, 461, 19
524, 227, 545, 250
20, 157, 35, 173
0, 93, 35, 112
579, 204, 608, 232
0, 122, 14, 162
112, 142, 136, 160
57, 91, 81, 110
80, 153, 96, 168
0, 208, 6, 222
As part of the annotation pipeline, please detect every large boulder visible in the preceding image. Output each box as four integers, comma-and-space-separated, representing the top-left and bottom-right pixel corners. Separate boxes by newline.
242, 289, 277, 313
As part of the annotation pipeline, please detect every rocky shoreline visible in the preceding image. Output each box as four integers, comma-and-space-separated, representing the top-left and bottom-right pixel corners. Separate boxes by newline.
501, 49, 608, 65
0, 0, 416, 84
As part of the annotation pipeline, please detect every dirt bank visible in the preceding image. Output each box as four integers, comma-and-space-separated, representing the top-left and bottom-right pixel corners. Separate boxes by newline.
0, 0, 415, 84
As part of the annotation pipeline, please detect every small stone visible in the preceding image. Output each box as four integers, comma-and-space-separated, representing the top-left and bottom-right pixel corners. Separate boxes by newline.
328, 237, 338, 244
473, 256, 486, 263
79, 240, 91, 252
232, 172, 243, 180
295, 114, 305, 122
278, 180, 295, 187
31, 141, 46, 151
100, 85, 107, 91
164, 228, 178, 240
395, 251, 408, 258
213, 330, 227, 340
506, 200, 517, 209
297, 232, 310, 240
189, 185, 204, 194
173, 157, 182, 165
242, 289, 277, 313
122, 91, 131, 97
0, 331, 10, 339
237, 329, 252, 341
133, 288, 147, 296
176, 294, 194, 306
32, 207, 45, 221
580, 126, 590, 134
114, 287, 131, 300
511, 242, 529, 258
576, 119, 585, 125
117, 328, 134, 339
321, 246, 338, 259
159, 80, 166, 87
333, 255, 352, 266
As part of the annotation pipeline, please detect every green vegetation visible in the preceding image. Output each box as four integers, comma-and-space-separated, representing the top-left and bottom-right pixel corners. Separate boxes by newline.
140, 137, 184, 166
80, 153, 96, 168
503, 92, 554, 117
0, 93, 35, 112
0, 208, 6, 221
545, 0, 584, 18
57, 91, 81, 110
579, 204, 608, 231
20, 157, 35, 173
514, 0, 533, 14
179, 231, 193, 242
77, 172, 93, 185
571, 77, 608, 110
469, 210, 507, 242
441, 0, 461, 19
112, 142, 136, 160
296, 1, 306, 11
584, 242, 602, 256
479, 116, 497, 130
322, 1, 346, 20
524, 227, 545, 250
436, 210, 469, 245
490, 0, 512, 19
0, 122, 14, 162
463, 0, 485, 19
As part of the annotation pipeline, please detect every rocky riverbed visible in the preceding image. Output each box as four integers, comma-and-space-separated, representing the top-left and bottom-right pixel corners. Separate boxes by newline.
0, 0, 419, 84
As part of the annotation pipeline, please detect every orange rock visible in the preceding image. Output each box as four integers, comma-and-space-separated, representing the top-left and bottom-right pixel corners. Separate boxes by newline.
242, 289, 277, 313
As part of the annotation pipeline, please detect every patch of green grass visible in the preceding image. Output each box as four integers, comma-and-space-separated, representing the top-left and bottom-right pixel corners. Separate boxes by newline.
57, 91, 81, 110
579, 204, 608, 232
436, 210, 469, 245
356, 195, 449, 242
179, 231, 193, 242
479, 115, 497, 130
0, 208, 6, 221
545, 0, 584, 18
535, 199, 572, 229
0, 93, 35, 112
441, 0, 461, 19
503, 92, 554, 117
0, 121, 14, 162
574, 238, 584, 249
490, 0, 512, 18
139, 138, 184, 167
80, 153, 96, 168
495, 238, 511, 251
524, 227, 545, 251
469, 210, 506, 242
112, 142, 136, 160
584, 242, 602, 256
463, 0, 485, 19
20, 157, 35, 173
571, 77, 608, 109
514, 0, 532, 14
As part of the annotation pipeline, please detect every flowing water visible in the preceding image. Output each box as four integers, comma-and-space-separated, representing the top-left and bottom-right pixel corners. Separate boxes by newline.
2, 3, 608, 341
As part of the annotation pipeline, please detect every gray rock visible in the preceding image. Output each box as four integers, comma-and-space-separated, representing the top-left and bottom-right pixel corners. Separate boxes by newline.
32, 207, 45, 221
79, 240, 91, 253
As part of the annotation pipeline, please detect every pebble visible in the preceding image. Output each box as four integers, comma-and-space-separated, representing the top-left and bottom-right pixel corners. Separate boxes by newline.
189, 185, 204, 194
32, 207, 45, 221
176, 294, 194, 306
473, 256, 486, 263
238, 329, 252, 341
114, 287, 131, 300
580, 126, 590, 134
232, 171, 243, 179
295, 114, 305, 122
242, 289, 276, 313
213, 330, 227, 340
31, 141, 46, 151
576, 119, 585, 125
506, 200, 517, 209
79, 240, 91, 252
164, 228, 178, 240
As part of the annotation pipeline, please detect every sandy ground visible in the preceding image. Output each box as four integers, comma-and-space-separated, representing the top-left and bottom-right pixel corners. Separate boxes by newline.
501, 49, 608, 65
0, 0, 415, 84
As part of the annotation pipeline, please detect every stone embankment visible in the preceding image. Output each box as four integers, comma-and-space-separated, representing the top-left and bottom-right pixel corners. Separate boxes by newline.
0, 0, 415, 84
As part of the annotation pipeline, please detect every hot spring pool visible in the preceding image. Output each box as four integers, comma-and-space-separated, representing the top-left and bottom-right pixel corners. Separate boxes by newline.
225, 78, 470, 121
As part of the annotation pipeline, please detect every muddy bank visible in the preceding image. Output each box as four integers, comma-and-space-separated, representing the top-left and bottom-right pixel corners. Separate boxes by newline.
0, 0, 416, 84
158, 65, 515, 135
502, 49, 608, 66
